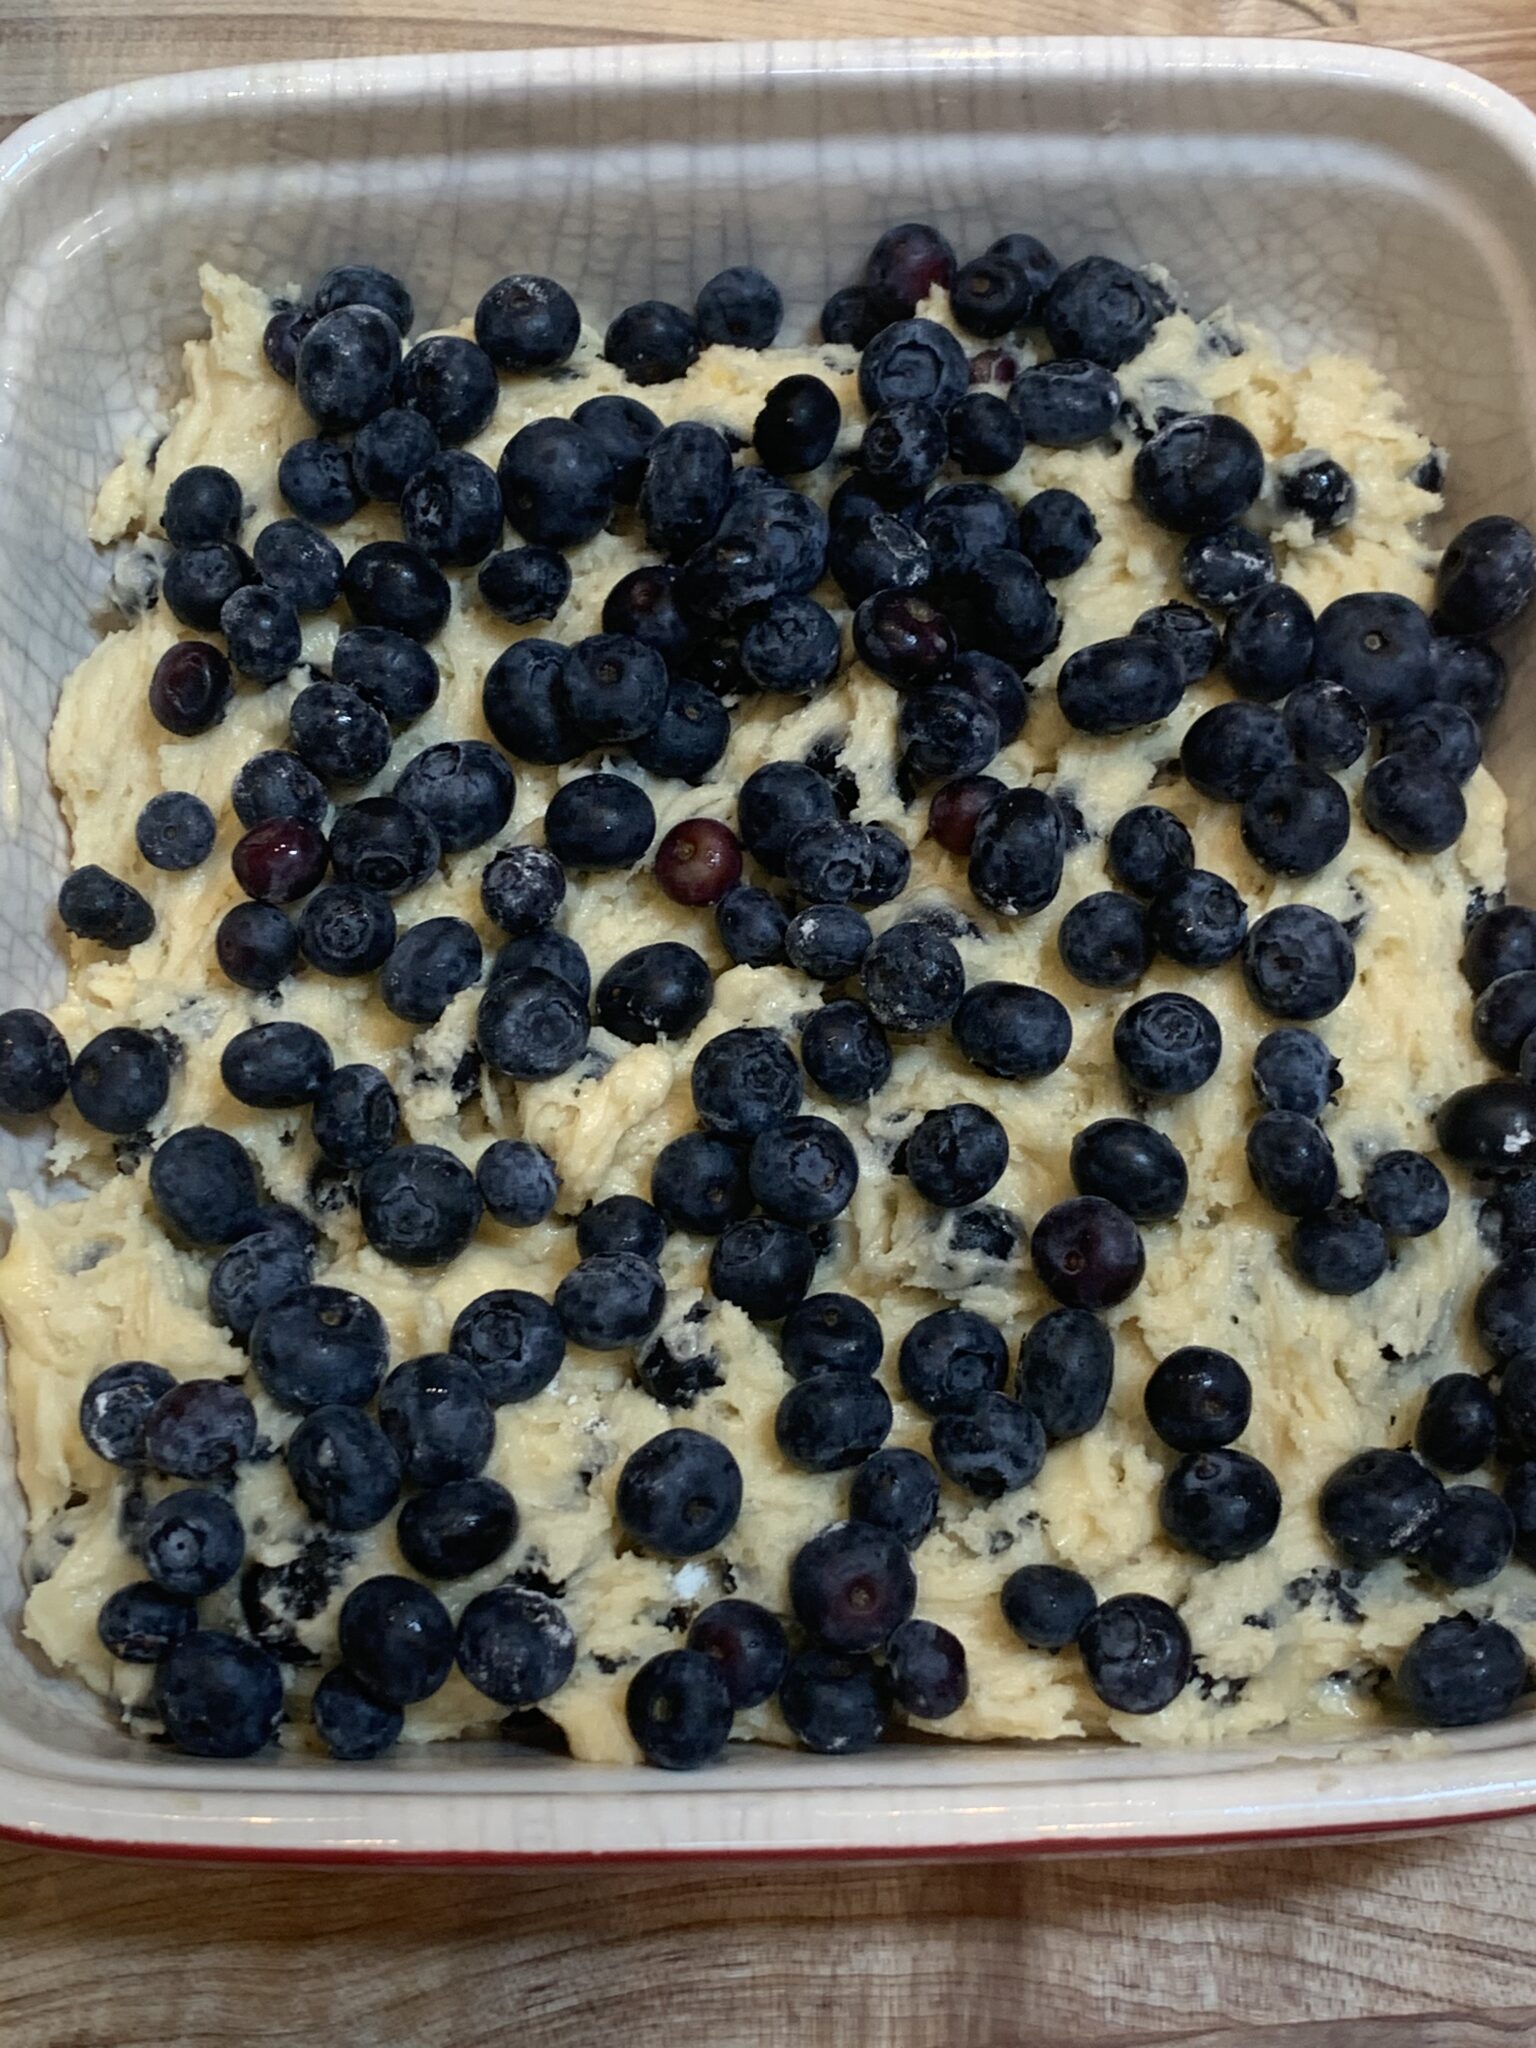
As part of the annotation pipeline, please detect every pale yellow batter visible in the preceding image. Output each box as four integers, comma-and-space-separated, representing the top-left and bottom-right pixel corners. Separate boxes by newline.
1, 265, 1524, 1764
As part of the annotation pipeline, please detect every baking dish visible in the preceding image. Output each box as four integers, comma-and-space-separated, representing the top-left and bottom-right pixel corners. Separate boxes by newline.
1, 34, 1535, 1861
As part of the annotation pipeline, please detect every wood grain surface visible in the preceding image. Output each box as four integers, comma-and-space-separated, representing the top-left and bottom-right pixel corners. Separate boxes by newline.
4, 2, 1536, 2044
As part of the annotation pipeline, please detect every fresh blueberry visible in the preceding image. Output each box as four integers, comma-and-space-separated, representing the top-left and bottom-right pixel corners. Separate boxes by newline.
482, 639, 580, 764
0, 1009, 69, 1116
1241, 766, 1352, 878
1113, 991, 1222, 1096
1435, 515, 1536, 636
263, 301, 316, 381
1397, 1614, 1527, 1727
1291, 1204, 1389, 1295
544, 773, 655, 870
749, 1115, 859, 1224
220, 583, 302, 685
1161, 1449, 1281, 1562
1475, 1248, 1536, 1365
616, 1427, 741, 1557
951, 980, 1071, 1083
351, 405, 439, 502
1030, 1197, 1144, 1312
592, 941, 710, 1046
861, 921, 965, 1033
946, 390, 1026, 476
1182, 525, 1274, 610
1008, 356, 1120, 446
1042, 256, 1156, 367
393, 739, 514, 855
1415, 1485, 1515, 1587
820, 286, 881, 346
753, 375, 841, 480
162, 464, 242, 549
775, 1374, 892, 1472
399, 449, 504, 567
250, 1284, 388, 1411
848, 1448, 940, 1550
1147, 868, 1247, 969
154, 1630, 284, 1757
555, 1251, 665, 1351
59, 865, 154, 949
1438, 1080, 1536, 1175
1057, 634, 1183, 737
1312, 591, 1433, 719
310, 1668, 403, 1761
396, 333, 498, 443
1242, 904, 1355, 1019
637, 421, 731, 558
915, 482, 1015, 582
450, 1289, 565, 1405
1079, 1593, 1191, 1714
692, 1027, 801, 1138
478, 544, 571, 626
600, 562, 692, 667
952, 546, 1059, 669
229, 816, 329, 905
826, 508, 929, 604
862, 221, 956, 320
377, 1352, 494, 1485
709, 1217, 817, 1318
456, 1585, 576, 1707
79, 1360, 176, 1467
604, 299, 699, 385
948, 251, 1035, 336
1277, 452, 1355, 531
687, 1599, 788, 1711
1132, 413, 1264, 532
895, 686, 998, 788
132, 789, 215, 873
1246, 1108, 1338, 1217
928, 773, 1008, 857
1250, 1028, 1339, 1118
886, 1618, 968, 1720
338, 1575, 455, 1706
285, 1405, 401, 1531
312, 263, 412, 330
360, 1145, 482, 1267
298, 883, 397, 974
1001, 1564, 1096, 1651
474, 272, 580, 369
783, 821, 908, 908
790, 1520, 915, 1654
778, 1647, 892, 1753
1016, 489, 1098, 579
1181, 701, 1294, 802
68, 1026, 168, 1134
149, 1126, 260, 1245
396, 1475, 518, 1581
560, 631, 668, 746
624, 1649, 733, 1771
329, 795, 438, 896
477, 968, 589, 1080
715, 885, 788, 970
1104, 808, 1191, 904
1223, 583, 1315, 701
650, 1130, 752, 1236
859, 399, 947, 498
276, 435, 364, 530
498, 415, 619, 552
571, 1195, 663, 1265
1069, 1118, 1186, 1226
1417, 1375, 1496, 1476
1364, 1149, 1450, 1237
380, 915, 484, 1025
1017, 1308, 1114, 1440
1466, 904, 1536, 993
1363, 754, 1466, 854
479, 844, 564, 940
215, 902, 297, 991
164, 540, 259, 630
572, 393, 662, 501
784, 904, 872, 982
1056, 891, 1151, 990
220, 1019, 332, 1109
97, 1581, 196, 1664
1132, 602, 1220, 686
148, 640, 233, 736
1282, 679, 1368, 772
851, 590, 956, 691
296, 304, 400, 431
289, 681, 392, 786
1386, 701, 1482, 784
1142, 1346, 1250, 1453
230, 753, 326, 837
984, 229, 1059, 297
142, 1487, 245, 1596
857, 317, 968, 416
781, 1292, 882, 1380
251, 517, 343, 615
631, 681, 731, 783
903, 1103, 1007, 1209
800, 998, 892, 1104
1508, 1463, 1536, 1565
897, 1308, 1008, 1416
931, 1390, 1045, 1498
1429, 633, 1507, 723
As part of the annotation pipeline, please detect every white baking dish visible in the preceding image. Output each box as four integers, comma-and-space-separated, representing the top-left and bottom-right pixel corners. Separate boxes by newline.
2, 35, 1536, 1862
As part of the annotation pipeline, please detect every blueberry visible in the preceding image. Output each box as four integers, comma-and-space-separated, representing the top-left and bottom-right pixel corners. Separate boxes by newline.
604, 299, 699, 385
709, 1217, 817, 1319
1182, 524, 1274, 610
1430, 633, 1507, 722
1291, 1204, 1389, 1295
631, 681, 731, 783
848, 1448, 940, 1550
393, 739, 515, 856
852, 590, 956, 690
475, 546, 570, 629
1069, 1118, 1187, 1226
494, 415, 623, 552
800, 998, 892, 1104
474, 271, 580, 369
1414, 1485, 1514, 1589
790, 1520, 915, 1654
775, 1374, 892, 1472
861, 221, 956, 320
79, 1360, 176, 1467
149, 1126, 260, 1245
778, 1647, 892, 1753
148, 640, 233, 736
1416, 1374, 1497, 1474
163, 540, 259, 629
396, 333, 498, 443
555, 1251, 665, 1351
749, 375, 840, 482
276, 440, 364, 539
1080, 1593, 1192, 1714
0, 1009, 68, 1116
1398, 1613, 1527, 1727
154, 1630, 284, 1757
749, 1115, 859, 1225
98, 1581, 196, 1664
456, 1585, 576, 1707
1113, 991, 1222, 1096
263, 302, 315, 381
572, 393, 663, 501
946, 391, 1026, 476
228, 754, 326, 838
296, 304, 399, 431
861, 921, 965, 1034
716, 886, 788, 970
1312, 591, 1433, 719
1483, 1172, 1536, 1254
376, 1354, 494, 1489
929, 773, 1008, 858
1247, 1109, 1338, 1217
826, 509, 930, 605
638, 421, 731, 558
560, 631, 669, 745
142, 1488, 245, 1596
859, 399, 947, 497
215, 902, 298, 991
298, 883, 398, 975
616, 1427, 741, 1557
312, 263, 412, 330
67, 1026, 168, 1135
479, 844, 565, 939
309, 1669, 403, 1761
784, 904, 872, 981
904, 1103, 1007, 1209
618, 1648, 733, 1772
649, 1132, 750, 1237
350, 405, 440, 502
477, 968, 589, 1081
820, 285, 882, 346
162, 463, 242, 549
1181, 700, 1294, 802
1475, 1248, 1536, 1365
544, 773, 655, 871
1435, 515, 1536, 636
250, 1284, 388, 1411
1132, 413, 1264, 532
1042, 256, 1157, 367
329, 795, 438, 896
337, 1574, 456, 1707
1364, 1149, 1449, 1238
1001, 1564, 1097, 1651
482, 639, 580, 765
1251, 1028, 1339, 1118
784, 821, 909, 907
1500, 1354, 1536, 1461
1147, 868, 1247, 970
394, 1475, 518, 1582
1055, 891, 1151, 990
857, 317, 968, 415
951, 980, 1071, 1082
1030, 1197, 1144, 1311
952, 547, 1059, 670
1017, 1308, 1114, 1441
468, 1142, 557, 1236
781, 1293, 882, 1380
1362, 754, 1466, 853
282, 1405, 400, 1533
360, 1145, 481, 1267
379, 916, 484, 1027
1008, 357, 1120, 446
885, 1618, 968, 1721
1161, 1449, 1280, 1562
1242, 904, 1355, 1020
219, 584, 302, 686
217, 1021, 330, 1113
898, 1307, 1008, 1415
1143, 1346, 1250, 1451
289, 681, 392, 786
692, 1026, 801, 1137
229, 816, 329, 906
572, 1195, 664, 1265
1013, 489, 1097, 580
1466, 905, 1536, 993
1283, 680, 1368, 771
1277, 452, 1355, 531
398, 448, 504, 567
600, 563, 691, 667
915, 482, 1016, 582
687, 1600, 788, 1711
1057, 634, 1185, 736
1103, 809, 1190, 905
896, 685, 999, 787
1223, 583, 1315, 701
931, 1390, 1045, 1499
450, 1289, 565, 1405
130, 791, 214, 877
596, 942, 714, 1049
981, 230, 1057, 296
1386, 701, 1482, 784
943, 251, 1030, 336
58, 865, 154, 949
1132, 602, 1221, 685
250, 517, 344, 615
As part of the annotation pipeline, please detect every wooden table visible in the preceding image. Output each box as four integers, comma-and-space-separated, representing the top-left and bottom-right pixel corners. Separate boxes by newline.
3, 3, 1536, 2044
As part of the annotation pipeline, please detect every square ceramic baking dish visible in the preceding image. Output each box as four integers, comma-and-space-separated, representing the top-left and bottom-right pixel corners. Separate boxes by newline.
2, 34, 1536, 1863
